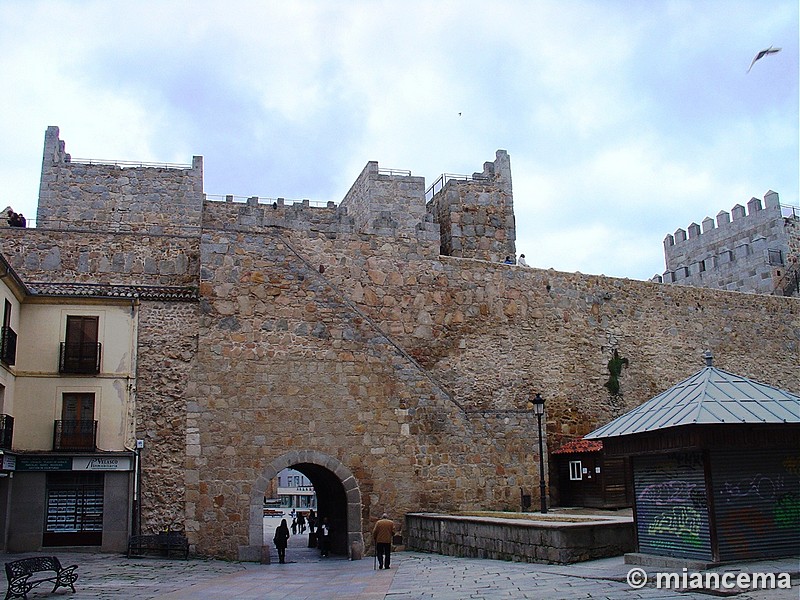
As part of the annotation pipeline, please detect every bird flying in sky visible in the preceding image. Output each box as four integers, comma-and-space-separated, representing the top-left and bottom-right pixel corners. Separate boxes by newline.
747, 46, 781, 73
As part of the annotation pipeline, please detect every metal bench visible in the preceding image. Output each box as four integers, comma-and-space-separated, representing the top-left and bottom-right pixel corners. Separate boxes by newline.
4, 556, 78, 600
127, 530, 189, 559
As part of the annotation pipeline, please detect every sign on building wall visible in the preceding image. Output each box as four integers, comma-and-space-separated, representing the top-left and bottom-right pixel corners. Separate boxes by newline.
14, 455, 132, 471
73, 456, 132, 471
15, 456, 73, 471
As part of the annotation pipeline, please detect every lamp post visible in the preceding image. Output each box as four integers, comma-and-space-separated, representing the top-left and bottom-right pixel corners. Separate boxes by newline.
532, 393, 547, 514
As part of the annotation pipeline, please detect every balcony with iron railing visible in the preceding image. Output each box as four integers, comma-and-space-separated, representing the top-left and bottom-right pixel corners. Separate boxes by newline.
53, 420, 97, 452
59, 342, 101, 374
0, 326, 16, 366
0, 414, 13, 450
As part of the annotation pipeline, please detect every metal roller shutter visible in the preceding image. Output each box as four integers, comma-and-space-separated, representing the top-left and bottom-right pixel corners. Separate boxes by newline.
633, 452, 712, 560
711, 448, 800, 561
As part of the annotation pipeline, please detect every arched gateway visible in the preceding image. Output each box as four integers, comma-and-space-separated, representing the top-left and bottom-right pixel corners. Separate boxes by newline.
244, 450, 364, 560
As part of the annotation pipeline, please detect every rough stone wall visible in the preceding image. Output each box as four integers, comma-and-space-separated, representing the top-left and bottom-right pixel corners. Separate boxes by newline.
662, 191, 794, 294
340, 162, 432, 239
4, 212, 798, 559
186, 228, 544, 558
136, 300, 199, 532
773, 215, 800, 296
0, 229, 199, 287
175, 218, 797, 557
37, 126, 203, 231
428, 150, 515, 262
202, 196, 351, 234
282, 230, 800, 455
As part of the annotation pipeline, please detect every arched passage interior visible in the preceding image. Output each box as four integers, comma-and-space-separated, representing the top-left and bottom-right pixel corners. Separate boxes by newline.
246, 450, 363, 561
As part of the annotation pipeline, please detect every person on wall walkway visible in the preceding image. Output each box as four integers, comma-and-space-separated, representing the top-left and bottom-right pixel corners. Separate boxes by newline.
273, 518, 291, 564
372, 513, 395, 569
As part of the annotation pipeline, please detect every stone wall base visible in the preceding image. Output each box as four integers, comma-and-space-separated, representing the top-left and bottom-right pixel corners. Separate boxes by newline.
406, 513, 634, 565
238, 544, 271, 564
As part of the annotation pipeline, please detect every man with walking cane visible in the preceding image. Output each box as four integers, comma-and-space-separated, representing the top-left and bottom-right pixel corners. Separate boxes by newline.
372, 513, 395, 569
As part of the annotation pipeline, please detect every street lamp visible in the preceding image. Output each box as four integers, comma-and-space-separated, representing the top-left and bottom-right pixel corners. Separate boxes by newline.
532, 393, 547, 514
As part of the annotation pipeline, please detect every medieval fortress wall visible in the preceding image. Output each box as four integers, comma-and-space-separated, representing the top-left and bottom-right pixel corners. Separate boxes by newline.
661, 191, 799, 294
2, 127, 798, 558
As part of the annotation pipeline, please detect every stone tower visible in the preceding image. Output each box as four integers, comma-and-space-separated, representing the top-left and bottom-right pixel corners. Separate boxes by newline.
426, 150, 516, 262
658, 191, 800, 296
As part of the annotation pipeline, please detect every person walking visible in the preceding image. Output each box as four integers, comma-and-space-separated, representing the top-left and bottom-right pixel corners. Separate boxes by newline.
308, 509, 317, 533
298, 511, 306, 533
273, 518, 290, 564
372, 513, 395, 569
318, 517, 331, 557
307, 509, 318, 548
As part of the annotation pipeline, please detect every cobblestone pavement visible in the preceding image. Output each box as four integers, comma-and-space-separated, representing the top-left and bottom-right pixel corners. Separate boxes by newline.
1, 546, 796, 600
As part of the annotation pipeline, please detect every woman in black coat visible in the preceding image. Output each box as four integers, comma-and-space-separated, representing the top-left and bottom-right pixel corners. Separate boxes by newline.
273, 519, 290, 564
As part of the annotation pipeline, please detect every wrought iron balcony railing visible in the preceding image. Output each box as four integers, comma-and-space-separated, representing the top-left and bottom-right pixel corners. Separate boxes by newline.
0, 414, 13, 450
59, 342, 101, 374
0, 326, 17, 366
53, 420, 97, 452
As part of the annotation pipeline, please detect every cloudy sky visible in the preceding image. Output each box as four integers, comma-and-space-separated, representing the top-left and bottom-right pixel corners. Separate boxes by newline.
1, 1, 797, 280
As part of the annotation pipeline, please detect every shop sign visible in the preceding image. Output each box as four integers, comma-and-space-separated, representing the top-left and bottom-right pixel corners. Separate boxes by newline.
72, 456, 132, 471
2, 455, 15, 471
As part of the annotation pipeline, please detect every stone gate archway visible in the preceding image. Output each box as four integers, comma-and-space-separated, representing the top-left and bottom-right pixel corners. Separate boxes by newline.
245, 450, 364, 561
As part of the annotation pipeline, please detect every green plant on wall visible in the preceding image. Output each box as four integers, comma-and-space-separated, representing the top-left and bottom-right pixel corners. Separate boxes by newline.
604, 349, 629, 396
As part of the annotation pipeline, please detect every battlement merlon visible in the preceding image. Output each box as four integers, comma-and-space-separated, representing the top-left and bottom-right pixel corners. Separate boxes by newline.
663, 190, 783, 251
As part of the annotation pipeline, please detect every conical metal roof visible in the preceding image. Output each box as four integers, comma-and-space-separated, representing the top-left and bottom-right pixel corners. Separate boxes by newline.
586, 357, 800, 439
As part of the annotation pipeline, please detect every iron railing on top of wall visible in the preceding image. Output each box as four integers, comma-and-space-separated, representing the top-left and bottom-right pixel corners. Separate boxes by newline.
424, 173, 490, 202
68, 158, 193, 169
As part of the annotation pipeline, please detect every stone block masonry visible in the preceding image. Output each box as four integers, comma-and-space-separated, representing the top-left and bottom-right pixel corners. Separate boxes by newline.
37, 126, 203, 232
405, 513, 635, 564
1, 127, 797, 559
427, 150, 516, 262
661, 190, 799, 295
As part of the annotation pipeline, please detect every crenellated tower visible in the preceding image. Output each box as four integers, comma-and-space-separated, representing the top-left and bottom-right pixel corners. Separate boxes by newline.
656, 191, 799, 296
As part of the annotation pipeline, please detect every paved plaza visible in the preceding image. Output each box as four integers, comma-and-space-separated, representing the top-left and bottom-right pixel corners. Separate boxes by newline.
1, 531, 797, 600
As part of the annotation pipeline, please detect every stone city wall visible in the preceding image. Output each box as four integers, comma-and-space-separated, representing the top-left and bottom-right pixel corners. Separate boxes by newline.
4, 129, 798, 559
186, 228, 545, 557
3, 213, 798, 559
282, 228, 800, 450
180, 222, 797, 557
0, 228, 199, 287
340, 161, 435, 241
